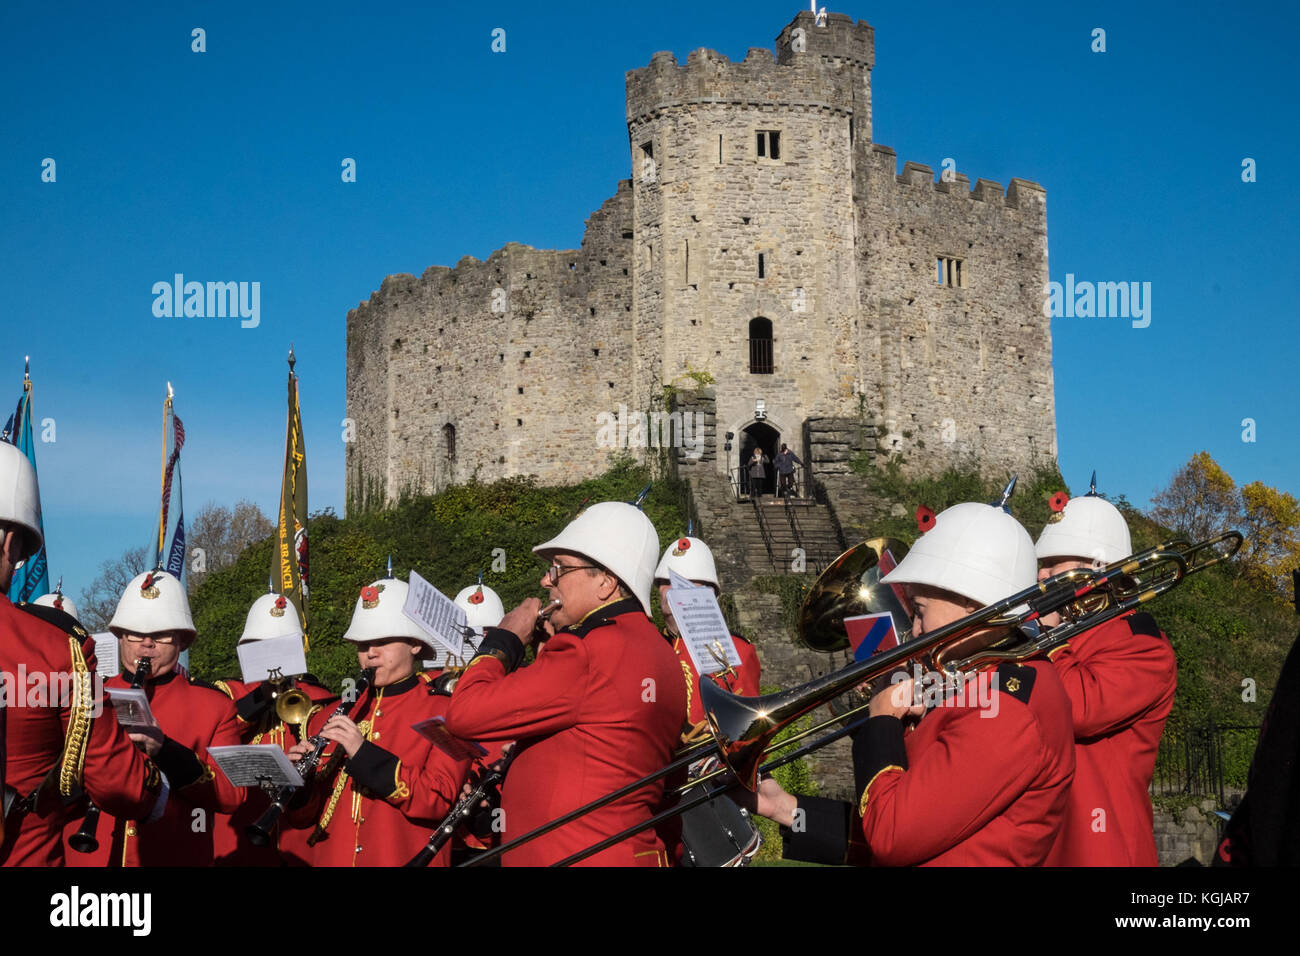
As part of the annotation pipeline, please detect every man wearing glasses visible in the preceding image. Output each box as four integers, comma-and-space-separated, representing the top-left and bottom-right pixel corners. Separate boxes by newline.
70, 569, 244, 866
445, 502, 688, 866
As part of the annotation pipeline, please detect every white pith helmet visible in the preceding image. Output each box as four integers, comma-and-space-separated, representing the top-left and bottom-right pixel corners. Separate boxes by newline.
0, 440, 43, 561
533, 501, 659, 615
239, 592, 305, 645
654, 536, 719, 590
1036, 476, 1132, 566
34, 590, 80, 623
454, 583, 505, 632
342, 578, 439, 654
108, 570, 196, 643
881, 502, 1037, 608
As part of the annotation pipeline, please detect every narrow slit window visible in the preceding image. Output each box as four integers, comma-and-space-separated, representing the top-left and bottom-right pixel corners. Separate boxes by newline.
749, 317, 774, 374
757, 253, 766, 279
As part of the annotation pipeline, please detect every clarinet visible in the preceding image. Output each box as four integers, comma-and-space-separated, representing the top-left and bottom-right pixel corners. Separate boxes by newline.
246, 667, 374, 847
70, 657, 152, 853
404, 767, 503, 867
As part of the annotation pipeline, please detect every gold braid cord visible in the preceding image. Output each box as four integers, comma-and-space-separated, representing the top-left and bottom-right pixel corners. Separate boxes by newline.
314, 717, 372, 837
677, 660, 716, 745
59, 635, 93, 796
316, 768, 351, 837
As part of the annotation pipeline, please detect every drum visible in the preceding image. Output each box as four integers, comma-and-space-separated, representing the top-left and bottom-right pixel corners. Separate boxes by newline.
678, 762, 762, 867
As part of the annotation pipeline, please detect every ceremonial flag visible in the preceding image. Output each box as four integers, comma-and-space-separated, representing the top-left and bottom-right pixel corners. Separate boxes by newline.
151, 383, 186, 585
273, 347, 309, 646
3, 359, 49, 603
844, 611, 900, 662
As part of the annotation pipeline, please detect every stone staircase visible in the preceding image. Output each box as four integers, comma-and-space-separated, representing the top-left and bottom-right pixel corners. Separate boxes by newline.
740, 497, 845, 576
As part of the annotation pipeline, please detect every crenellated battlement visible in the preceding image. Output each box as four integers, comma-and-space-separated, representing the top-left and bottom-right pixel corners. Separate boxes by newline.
869, 144, 1046, 212
625, 13, 871, 124
776, 11, 874, 69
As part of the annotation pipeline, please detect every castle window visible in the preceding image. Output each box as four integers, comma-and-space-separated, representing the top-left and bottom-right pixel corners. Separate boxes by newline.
749, 317, 774, 375
718, 134, 723, 164
758, 253, 766, 279
756, 130, 781, 162
937, 256, 965, 288
442, 424, 456, 460
640, 141, 656, 183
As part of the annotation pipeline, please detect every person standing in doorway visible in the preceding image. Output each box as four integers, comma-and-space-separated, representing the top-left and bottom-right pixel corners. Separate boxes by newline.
748, 446, 770, 499
774, 443, 803, 499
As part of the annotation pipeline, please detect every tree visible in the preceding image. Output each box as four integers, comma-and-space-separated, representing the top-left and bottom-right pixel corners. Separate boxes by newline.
1149, 451, 1240, 541
187, 499, 273, 593
78, 545, 149, 632
1239, 481, 1300, 593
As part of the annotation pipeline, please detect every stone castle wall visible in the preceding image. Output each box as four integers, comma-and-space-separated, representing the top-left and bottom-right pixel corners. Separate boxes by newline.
345, 185, 638, 507
859, 145, 1056, 475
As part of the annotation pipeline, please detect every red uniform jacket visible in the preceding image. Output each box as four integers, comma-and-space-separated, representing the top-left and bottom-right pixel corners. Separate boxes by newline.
211, 677, 339, 866
673, 634, 761, 726
1045, 611, 1175, 866
292, 672, 469, 867
69, 667, 245, 867
858, 660, 1074, 865
445, 598, 688, 867
0, 599, 166, 867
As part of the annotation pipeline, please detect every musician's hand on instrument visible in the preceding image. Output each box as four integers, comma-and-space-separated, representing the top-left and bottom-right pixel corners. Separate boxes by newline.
869, 677, 923, 719
287, 742, 311, 763
498, 597, 543, 647
127, 727, 164, 758
754, 777, 798, 828
320, 715, 365, 757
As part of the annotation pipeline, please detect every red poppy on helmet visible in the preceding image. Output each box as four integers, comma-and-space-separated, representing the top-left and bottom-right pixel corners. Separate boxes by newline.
916, 506, 936, 533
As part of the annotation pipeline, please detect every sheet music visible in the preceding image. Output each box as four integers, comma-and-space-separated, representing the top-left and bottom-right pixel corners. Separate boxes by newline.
668, 569, 702, 591
237, 633, 308, 684
208, 744, 304, 788
666, 586, 742, 675
90, 632, 119, 678
403, 570, 468, 659
107, 687, 157, 729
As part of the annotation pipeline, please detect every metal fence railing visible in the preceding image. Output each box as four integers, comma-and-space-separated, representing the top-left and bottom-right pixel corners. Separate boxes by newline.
1152, 718, 1259, 806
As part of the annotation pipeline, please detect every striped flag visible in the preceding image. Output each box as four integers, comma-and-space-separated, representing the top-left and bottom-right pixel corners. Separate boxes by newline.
151, 384, 186, 586
274, 348, 309, 646
3, 360, 49, 603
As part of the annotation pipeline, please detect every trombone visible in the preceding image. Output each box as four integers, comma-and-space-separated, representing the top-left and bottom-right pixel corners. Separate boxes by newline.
460, 531, 1241, 867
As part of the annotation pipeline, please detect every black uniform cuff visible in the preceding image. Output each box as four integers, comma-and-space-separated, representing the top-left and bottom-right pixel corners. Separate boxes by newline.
475, 627, 525, 673
155, 737, 206, 790
347, 741, 401, 798
780, 796, 852, 866
852, 716, 909, 797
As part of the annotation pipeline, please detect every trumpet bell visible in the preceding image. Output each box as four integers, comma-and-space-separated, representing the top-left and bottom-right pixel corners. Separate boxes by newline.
274, 686, 315, 726
797, 537, 914, 653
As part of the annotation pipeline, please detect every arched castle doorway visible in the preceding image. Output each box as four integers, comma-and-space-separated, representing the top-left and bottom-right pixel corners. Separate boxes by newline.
739, 421, 780, 497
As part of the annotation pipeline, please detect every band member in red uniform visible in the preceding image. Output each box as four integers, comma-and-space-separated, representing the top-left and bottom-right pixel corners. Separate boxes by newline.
1036, 477, 1175, 866
445, 502, 688, 866
287, 576, 470, 867
654, 535, 761, 732
755, 499, 1075, 866
0, 443, 168, 867
74, 569, 245, 867
441, 581, 509, 861
212, 591, 338, 866
655, 534, 764, 866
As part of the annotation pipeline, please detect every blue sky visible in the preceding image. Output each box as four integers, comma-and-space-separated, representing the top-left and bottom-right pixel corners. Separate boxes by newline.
1, 0, 1296, 597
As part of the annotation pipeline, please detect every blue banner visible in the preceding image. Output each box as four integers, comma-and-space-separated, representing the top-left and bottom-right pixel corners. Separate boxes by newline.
4, 378, 50, 604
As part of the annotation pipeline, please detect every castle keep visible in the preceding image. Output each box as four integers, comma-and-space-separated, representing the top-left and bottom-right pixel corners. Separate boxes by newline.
345, 10, 1056, 515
